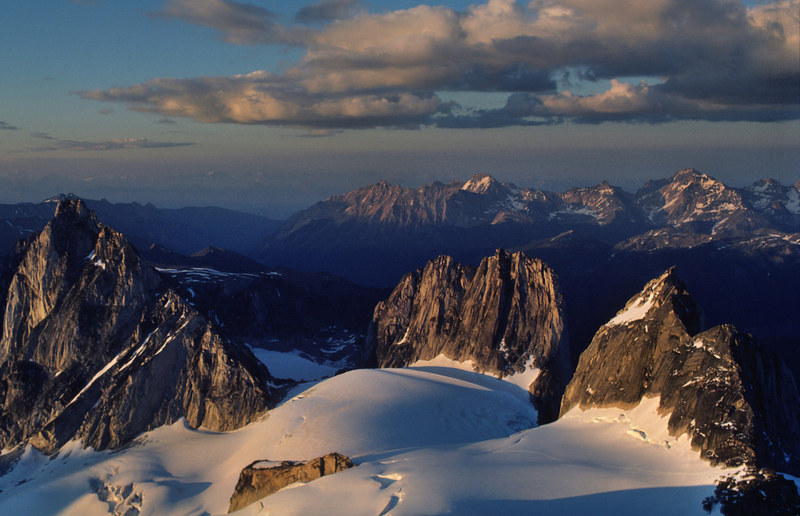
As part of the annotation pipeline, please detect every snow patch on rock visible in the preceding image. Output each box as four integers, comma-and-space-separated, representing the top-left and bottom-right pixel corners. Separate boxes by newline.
606, 291, 656, 326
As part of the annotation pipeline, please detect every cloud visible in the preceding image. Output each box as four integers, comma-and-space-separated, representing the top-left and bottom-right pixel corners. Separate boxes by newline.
82, 0, 799, 129
295, 0, 360, 24
476, 80, 800, 125
0, 121, 19, 130
79, 72, 445, 129
156, 0, 304, 45
30, 133, 194, 151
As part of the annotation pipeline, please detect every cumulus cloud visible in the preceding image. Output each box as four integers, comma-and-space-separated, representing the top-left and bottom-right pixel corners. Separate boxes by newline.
31, 133, 194, 151
295, 0, 360, 24
82, 0, 799, 129
0, 121, 19, 130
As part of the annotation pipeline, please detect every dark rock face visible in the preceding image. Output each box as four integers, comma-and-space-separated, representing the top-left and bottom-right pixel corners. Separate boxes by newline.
0, 199, 277, 453
368, 249, 570, 421
702, 468, 800, 515
561, 269, 800, 475
228, 452, 355, 513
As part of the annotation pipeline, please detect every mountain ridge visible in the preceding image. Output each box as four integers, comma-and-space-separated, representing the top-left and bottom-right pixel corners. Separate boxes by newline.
259, 168, 799, 287
368, 249, 570, 422
561, 268, 800, 475
0, 199, 278, 453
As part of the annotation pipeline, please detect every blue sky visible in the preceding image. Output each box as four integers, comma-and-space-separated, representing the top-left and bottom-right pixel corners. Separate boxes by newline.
1, 0, 798, 216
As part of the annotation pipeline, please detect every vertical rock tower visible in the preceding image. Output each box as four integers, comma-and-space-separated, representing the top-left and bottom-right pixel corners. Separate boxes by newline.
368, 249, 570, 421
0, 199, 277, 453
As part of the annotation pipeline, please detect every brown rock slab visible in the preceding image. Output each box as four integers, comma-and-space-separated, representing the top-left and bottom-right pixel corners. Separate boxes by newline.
228, 452, 355, 512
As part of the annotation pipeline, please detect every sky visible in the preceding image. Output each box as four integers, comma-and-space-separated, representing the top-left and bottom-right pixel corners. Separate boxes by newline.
1, 0, 798, 217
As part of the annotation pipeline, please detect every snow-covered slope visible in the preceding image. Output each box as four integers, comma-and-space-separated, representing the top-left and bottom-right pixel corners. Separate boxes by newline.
0, 366, 732, 515
241, 397, 730, 516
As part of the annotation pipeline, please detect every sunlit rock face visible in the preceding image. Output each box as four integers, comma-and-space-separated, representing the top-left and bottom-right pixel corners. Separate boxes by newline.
0, 199, 277, 453
561, 268, 800, 475
368, 249, 570, 422
228, 453, 355, 513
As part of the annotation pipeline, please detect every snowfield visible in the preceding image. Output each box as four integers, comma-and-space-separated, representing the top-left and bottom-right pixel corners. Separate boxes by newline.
249, 347, 343, 382
0, 367, 732, 515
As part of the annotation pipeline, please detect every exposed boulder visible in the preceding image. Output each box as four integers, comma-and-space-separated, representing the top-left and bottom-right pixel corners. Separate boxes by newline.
228, 452, 355, 513
561, 268, 800, 474
367, 249, 570, 422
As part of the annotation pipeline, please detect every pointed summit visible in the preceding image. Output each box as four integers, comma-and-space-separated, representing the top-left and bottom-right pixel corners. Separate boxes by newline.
562, 268, 800, 474
603, 267, 701, 332
53, 197, 89, 217
42, 193, 80, 205
671, 168, 713, 183
50, 198, 100, 241
636, 168, 764, 234
461, 173, 501, 194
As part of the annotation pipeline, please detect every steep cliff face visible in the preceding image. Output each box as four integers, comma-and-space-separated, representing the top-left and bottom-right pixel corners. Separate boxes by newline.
561, 269, 800, 474
0, 199, 277, 453
368, 249, 570, 421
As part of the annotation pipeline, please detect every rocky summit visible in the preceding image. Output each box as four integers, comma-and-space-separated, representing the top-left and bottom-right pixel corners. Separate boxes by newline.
367, 249, 570, 422
0, 199, 277, 453
561, 268, 800, 474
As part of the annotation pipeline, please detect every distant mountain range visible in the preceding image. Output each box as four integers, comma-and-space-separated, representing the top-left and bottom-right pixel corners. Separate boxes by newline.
258, 168, 799, 285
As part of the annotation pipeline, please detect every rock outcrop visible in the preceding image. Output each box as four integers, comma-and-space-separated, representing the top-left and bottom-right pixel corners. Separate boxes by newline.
228, 452, 355, 513
561, 268, 800, 474
367, 249, 570, 422
0, 199, 278, 453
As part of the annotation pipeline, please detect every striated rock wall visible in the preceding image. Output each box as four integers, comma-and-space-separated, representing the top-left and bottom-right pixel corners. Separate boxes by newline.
368, 249, 570, 421
228, 452, 355, 512
0, 199, 277, 453
561, 268, 800, 474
